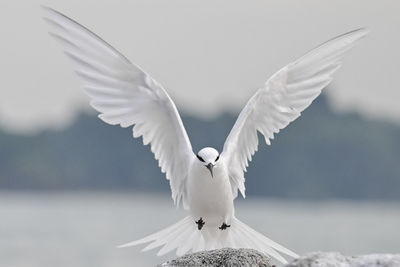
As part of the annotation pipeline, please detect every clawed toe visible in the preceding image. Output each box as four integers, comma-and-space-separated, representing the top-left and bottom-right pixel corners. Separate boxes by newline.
195, 217, 205, 230
219, 222, 231, 230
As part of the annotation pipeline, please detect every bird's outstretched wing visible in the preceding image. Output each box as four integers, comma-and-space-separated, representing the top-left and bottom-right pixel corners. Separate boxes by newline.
221, 29, 368, 199
43, 7, 194, 207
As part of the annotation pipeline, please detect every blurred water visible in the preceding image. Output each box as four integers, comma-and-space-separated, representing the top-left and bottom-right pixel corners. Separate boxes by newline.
0, 192, 399, 267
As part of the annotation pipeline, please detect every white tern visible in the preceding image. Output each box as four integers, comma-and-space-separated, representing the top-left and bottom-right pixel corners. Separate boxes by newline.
43, 6, 367, 264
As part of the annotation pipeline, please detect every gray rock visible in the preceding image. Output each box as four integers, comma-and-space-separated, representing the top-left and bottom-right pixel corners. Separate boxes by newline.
286, 252, 400, 267
158, 248, 272, 267
159, 250, 400, 267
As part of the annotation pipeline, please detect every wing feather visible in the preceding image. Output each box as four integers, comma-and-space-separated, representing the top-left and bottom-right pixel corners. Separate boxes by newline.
222, 29, 368, 198
43, 7, 194, 207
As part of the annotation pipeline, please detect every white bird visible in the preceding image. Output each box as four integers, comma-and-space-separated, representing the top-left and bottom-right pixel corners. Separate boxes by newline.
43, 6, 367, 264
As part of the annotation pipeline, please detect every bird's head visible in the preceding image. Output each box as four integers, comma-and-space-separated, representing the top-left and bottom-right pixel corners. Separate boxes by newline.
196, 147, 220, 178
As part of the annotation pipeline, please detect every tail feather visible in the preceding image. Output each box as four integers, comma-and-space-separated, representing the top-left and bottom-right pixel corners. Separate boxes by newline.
176, 229, 196, 256
235, 220, 288, 263
179, 229, 204, 255
235, 219, 298, 258
119, 216, 298, 264
148, 223, 184, 253
118, 216, 191, 249
157, 220, 193, 256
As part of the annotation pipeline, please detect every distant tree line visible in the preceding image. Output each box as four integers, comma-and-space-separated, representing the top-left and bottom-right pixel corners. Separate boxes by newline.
1, 95, 400, 200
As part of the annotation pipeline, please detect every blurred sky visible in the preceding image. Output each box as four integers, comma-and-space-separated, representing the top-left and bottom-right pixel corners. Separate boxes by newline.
0, 0, 399, 133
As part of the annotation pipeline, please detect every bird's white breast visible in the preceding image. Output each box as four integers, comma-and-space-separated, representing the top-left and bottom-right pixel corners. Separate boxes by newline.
186, 160, 234, 226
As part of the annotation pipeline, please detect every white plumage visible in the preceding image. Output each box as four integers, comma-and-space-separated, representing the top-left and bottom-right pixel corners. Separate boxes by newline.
43, 6, 367, 264
222, 29, 368, 200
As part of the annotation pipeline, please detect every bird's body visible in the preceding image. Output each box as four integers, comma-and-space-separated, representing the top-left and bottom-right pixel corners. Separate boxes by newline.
187, 148, 234, 227
43, 6, 367, 264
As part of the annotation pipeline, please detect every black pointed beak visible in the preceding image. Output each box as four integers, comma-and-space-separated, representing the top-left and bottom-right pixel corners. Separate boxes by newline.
206, 163, 214, 178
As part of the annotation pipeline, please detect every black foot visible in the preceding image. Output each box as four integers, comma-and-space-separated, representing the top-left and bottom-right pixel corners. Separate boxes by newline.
219, 222, 231, 230
195, 217, 205, 230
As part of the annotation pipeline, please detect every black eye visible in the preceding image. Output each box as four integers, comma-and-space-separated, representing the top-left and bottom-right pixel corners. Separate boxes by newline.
215, 155, 220, 162
197, 155, 205, 162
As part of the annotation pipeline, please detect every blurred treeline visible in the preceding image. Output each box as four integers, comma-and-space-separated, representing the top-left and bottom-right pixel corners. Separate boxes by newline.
1, 95, 400, 200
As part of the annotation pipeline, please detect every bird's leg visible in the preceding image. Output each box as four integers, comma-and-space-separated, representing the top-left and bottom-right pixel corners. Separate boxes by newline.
219, 222, 231, 230
195, 217, 205, 230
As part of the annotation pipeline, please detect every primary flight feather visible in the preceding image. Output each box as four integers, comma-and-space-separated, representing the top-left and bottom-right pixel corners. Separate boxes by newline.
43, 6, 367, 264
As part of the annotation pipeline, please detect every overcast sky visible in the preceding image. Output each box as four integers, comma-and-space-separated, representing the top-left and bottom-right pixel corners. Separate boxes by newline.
0, 0, 399, 133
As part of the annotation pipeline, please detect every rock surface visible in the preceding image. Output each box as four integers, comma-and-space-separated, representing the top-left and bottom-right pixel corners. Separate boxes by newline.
158, 248, 272, 267
287, 252, 400, 267
159, 249, 400, 267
